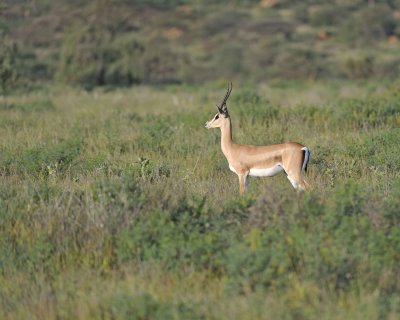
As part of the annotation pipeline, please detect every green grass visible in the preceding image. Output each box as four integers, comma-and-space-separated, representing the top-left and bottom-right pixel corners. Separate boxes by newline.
0, 81, 400, 319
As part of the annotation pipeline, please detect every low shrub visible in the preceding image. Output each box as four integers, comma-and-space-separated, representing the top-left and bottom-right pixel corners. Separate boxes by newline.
101, 292, 201, 320
19, 138, 82, 176
117, 196, 232, 272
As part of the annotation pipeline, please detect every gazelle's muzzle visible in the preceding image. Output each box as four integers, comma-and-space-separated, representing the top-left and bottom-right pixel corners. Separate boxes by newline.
205, 121, 211, 129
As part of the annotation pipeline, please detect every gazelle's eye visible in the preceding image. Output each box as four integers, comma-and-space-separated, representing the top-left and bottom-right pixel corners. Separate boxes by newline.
215, 115, 219, 120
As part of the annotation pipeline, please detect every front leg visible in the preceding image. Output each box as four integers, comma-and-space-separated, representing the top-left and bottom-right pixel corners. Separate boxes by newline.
238, 173, 249, 194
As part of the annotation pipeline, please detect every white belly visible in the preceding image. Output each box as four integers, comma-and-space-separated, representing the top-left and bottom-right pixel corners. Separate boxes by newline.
249, 165, 284, 177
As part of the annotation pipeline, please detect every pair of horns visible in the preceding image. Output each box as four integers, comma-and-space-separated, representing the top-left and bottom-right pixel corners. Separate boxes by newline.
217, 82, 232, 114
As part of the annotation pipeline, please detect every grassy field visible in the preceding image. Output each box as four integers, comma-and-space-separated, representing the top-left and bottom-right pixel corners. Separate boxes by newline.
0, 81, 400, 319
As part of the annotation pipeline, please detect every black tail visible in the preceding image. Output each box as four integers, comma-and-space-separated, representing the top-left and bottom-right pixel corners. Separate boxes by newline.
301, 147, 310, 173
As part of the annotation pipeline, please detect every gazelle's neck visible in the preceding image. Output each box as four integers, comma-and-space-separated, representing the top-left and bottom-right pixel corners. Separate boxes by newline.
220, 118, 233, 155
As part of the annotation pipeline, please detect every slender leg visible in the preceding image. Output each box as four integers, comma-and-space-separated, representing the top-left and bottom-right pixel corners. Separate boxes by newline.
284, 149, 310, 191
238, 174, 248, 194
288, 175, 308, 191
244, 174, 249, 192
287, 175, 299, 190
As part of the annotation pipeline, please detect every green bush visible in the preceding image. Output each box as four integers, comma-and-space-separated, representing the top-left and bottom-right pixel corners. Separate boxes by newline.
309, 5, 348, 27
385, 178, 400, 224
138, 115, 174, 154
0, 35, 18, 94
117, 196, 231, 271
333, 95, 400, 128
338, 5, 397, 44
223, 179, 400, 303
271, 48, 322, 80
18, 138, 82, 176
343, 56, 374, 79
101, 292, 200, 320
233, 88, 280, 124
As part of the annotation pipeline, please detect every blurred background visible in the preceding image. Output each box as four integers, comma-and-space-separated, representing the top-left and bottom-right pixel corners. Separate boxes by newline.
1, 0, 400, 92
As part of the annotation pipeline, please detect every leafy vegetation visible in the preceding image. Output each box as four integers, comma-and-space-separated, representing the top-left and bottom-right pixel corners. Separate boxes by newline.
0, 81, 399, 319
2, 0, 400, 90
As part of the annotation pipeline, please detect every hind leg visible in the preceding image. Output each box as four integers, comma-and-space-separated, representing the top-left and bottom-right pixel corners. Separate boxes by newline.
284, 150, 309, 191
287, 175, 309, 191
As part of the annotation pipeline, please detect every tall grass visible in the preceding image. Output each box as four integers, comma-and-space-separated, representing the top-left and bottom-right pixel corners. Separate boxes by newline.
0, 81, 399, 319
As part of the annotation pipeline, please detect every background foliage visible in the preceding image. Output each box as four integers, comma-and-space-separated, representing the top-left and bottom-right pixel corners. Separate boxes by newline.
1, 0, 400, 90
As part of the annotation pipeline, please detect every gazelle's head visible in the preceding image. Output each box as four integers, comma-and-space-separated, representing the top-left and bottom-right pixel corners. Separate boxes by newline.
205, 82, 232, 129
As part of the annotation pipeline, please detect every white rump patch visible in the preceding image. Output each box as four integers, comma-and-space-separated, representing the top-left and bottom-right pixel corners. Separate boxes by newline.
249, 164, 284, 177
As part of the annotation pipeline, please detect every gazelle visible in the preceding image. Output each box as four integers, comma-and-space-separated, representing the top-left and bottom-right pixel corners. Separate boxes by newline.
205, 83, 310, 194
